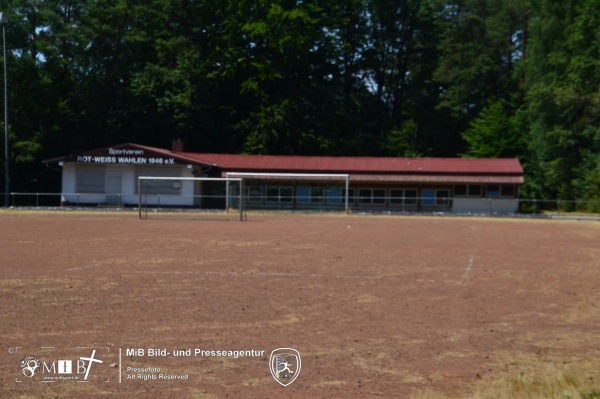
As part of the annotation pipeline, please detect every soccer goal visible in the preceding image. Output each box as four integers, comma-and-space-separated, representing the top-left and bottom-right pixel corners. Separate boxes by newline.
225, 172, 350, 214
138, 176, 246, 221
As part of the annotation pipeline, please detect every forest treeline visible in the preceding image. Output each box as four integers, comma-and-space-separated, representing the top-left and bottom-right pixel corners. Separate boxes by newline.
0, 0, 599, 205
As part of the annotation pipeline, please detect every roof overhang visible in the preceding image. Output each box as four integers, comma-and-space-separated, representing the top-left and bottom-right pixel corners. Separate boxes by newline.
221, 172, 523, 184
349, 174, 524, 184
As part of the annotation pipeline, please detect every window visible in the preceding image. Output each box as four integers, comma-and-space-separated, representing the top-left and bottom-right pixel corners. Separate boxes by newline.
311, 188, 323, 203
454, 185, 467, 196
265, 187, 279, 202
295, 187, 328, 204
468, 185, 482, 196
296, 187, 310, 203
342, 189, 355, 203
264, 186, 294, 203
76, 165, 106, 193
405, 190, 417, 205
390, 189, 418, 206
436, 190, 450, 206
326, 188, 343, 204
248, 187, 263, 202
486, 185, 501, 197
135, 167, 181, 195
373, 189, 386, 204
390, 189, 404, 204
359, 189, 372, 204
358, 189, 387, 205
501, 185, 515, 197
280, 187, 293, 202
456, 185, 482, 197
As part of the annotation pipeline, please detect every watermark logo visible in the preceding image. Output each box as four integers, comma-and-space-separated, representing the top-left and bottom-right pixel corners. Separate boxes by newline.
20, 356, 40, 378
79, 349, 103, 380
269, 348, 301, 387
16, 349, 104, 382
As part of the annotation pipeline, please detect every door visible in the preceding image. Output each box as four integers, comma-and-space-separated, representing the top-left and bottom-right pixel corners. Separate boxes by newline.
421, 189, 436, 207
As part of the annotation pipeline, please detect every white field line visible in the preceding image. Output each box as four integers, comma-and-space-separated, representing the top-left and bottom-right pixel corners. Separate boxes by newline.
132, 270, 438, 283
133, 270, 363, 279
64, 264, 101, 272
459, 256, 474, 284
65, 264, 438, 283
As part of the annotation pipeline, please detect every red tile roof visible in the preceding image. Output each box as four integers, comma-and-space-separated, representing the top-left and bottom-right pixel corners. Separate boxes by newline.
182, 152, 523, 176
43, 143, 524, 184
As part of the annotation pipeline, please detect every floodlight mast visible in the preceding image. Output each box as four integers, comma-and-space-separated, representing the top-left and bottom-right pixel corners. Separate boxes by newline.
1, 12, 8, 207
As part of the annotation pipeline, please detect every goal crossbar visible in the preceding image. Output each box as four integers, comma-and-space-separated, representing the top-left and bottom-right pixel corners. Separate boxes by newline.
138, 176, 245, 220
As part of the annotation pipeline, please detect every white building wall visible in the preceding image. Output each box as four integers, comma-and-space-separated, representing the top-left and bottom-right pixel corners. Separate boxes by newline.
60, 163, 195, 206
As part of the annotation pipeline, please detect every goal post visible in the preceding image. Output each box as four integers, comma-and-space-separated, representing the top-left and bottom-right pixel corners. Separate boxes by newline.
138, 176, 246, 221
225, 172, 350, 214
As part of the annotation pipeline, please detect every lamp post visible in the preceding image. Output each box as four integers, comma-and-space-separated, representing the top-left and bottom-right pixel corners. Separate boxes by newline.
0, 12, 8, 207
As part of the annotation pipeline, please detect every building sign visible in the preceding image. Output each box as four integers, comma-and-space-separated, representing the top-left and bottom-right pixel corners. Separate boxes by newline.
74, 147, 177, 165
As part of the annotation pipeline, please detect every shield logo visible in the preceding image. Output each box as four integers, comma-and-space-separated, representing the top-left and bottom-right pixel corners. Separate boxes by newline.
269, 348, 301, 386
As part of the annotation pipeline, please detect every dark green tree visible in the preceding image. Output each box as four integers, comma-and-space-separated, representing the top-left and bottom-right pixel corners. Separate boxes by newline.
525, 0, 600, 203
434, 0, 531, 155
229, 0, 339, 154
363, 0, 445, 156
462, 100, 527, 158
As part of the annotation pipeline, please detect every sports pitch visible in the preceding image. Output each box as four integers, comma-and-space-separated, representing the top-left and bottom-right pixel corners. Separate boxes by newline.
1, 211, 599, 398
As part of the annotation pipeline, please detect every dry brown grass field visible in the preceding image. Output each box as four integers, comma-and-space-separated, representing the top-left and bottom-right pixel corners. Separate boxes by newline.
1, 210, 599, 398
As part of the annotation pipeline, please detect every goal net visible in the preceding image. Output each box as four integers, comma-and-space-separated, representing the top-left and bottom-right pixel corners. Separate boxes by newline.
225, 172, 350, 213
138, 176, 246, 221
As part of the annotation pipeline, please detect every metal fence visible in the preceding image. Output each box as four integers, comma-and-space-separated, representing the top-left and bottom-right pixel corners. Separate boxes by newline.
2, 192, 600, 217
3, 192, 64, 207
518, 199, 600, 215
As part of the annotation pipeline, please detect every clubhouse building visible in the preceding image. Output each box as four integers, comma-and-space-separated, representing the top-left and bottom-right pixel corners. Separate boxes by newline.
43, 141, 524, 214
